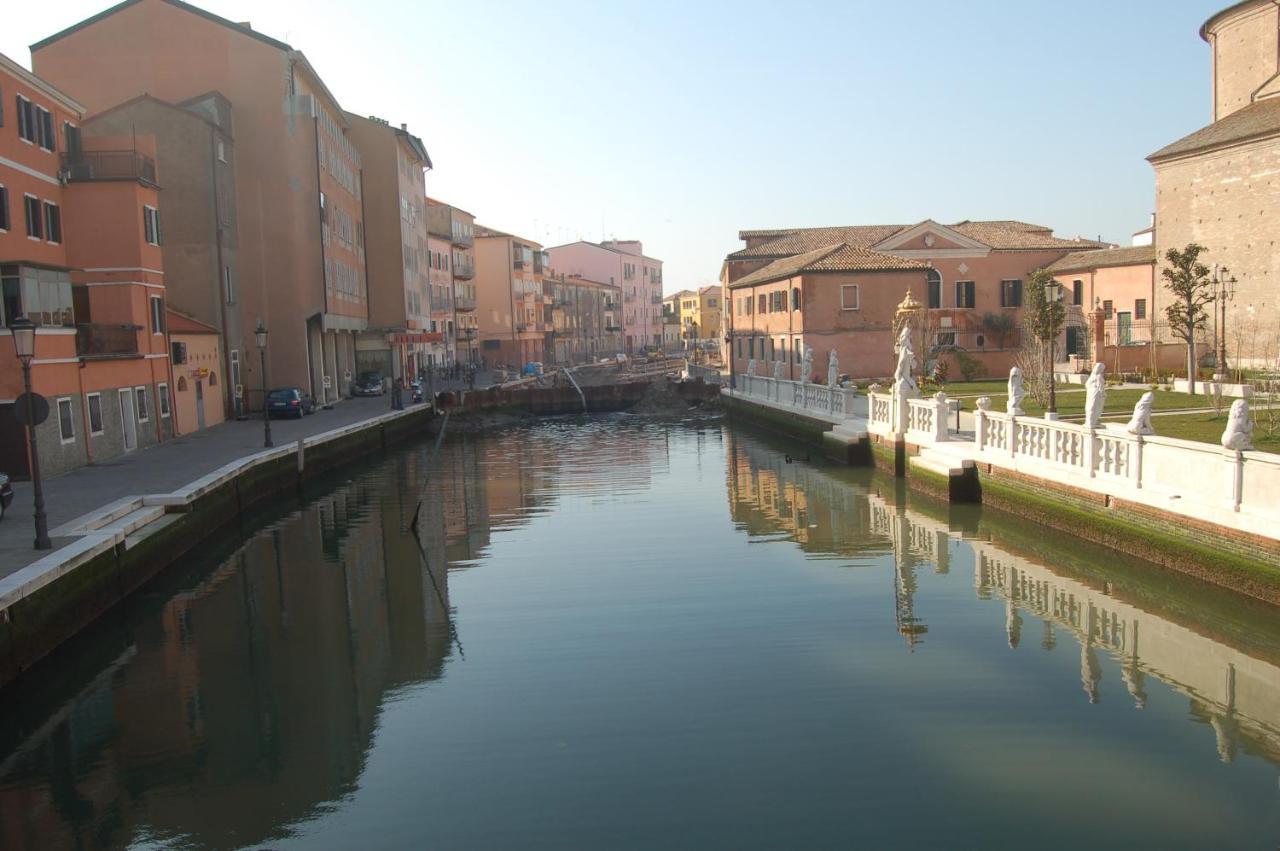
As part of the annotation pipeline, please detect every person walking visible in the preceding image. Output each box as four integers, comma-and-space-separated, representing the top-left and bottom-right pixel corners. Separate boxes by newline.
391, 377, 404, 410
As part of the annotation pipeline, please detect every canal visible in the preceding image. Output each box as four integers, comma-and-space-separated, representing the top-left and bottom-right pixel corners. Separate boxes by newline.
0, 415, 1277, 849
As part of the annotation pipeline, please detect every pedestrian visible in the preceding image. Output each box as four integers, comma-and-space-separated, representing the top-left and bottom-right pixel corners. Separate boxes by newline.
391, 377, 404, 410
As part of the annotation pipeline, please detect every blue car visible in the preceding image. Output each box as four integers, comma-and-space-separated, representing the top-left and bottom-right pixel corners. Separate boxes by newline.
266, 388, 315, 419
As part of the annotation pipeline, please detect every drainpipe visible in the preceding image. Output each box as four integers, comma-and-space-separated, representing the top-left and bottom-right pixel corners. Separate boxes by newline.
212, 124, 234, 425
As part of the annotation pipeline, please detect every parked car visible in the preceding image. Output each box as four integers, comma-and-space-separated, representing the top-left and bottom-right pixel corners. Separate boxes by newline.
353, 371, 385, 396
0, 473, 13, 521
266, 388, 313, 419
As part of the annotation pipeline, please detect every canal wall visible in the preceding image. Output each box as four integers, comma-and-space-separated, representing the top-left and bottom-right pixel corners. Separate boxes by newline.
722, 384, 1280, 604
0, 405, 434, 690
444, 378, 722, 417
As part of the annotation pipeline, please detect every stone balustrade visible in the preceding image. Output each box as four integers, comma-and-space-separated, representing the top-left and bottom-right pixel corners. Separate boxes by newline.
906, 394, 950, 443
733, 373, 860, 420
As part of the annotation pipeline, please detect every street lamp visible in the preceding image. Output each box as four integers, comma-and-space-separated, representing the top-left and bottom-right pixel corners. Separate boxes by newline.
255, 320, 273, 448
1045, 279, 1062, 419
11, 316, 51, 550
1211, 265, 1238, 379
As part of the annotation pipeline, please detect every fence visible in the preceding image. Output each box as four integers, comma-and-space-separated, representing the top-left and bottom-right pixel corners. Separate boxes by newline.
685, 362, 722, 385
734, 373, 861, 420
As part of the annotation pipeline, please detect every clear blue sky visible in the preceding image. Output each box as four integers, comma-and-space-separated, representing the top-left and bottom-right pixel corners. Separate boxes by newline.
5, 0, 1221, 291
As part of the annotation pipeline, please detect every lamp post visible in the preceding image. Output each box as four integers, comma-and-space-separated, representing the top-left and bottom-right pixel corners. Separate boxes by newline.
11, 317, 51, 550
1045, 279, 1062, 419
255, 320, 273, 448
1211, 266, 1238, 379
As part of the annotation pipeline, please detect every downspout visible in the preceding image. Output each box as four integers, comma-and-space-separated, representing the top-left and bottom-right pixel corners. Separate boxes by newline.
310, 76, 329, 401
212, 125, 234, 424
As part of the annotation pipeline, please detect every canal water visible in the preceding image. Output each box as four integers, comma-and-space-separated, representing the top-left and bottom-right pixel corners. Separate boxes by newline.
1, 415, 1278, 849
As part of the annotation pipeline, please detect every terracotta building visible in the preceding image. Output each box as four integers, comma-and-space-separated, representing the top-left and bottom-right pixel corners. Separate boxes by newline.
32, 0, 369, 406
1148, 0, 1280, 367
544, 273, 622, 363
427, 198, 478, 366
345, 114, 437, 383
723, 220, 1104, 381
473, 225, 550, 367
1, 52, 174, 478
546, 240, 663, 353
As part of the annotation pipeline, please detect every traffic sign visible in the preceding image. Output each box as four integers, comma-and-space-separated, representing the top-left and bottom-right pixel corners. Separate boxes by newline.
13, 393, 50, 427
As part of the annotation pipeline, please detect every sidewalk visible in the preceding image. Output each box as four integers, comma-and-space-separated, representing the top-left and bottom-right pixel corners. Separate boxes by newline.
0, 396, 408, 579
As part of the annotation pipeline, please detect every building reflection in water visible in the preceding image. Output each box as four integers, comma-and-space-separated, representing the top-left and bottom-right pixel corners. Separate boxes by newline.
723, 429, 1280, 766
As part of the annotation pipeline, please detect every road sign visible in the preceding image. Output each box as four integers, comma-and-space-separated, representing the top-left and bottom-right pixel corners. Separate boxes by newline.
323, 375, 332, 388
13, 393, 50, 427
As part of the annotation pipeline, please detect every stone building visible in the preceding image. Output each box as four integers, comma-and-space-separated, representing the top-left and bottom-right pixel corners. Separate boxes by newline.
1148, 0, 1280, 366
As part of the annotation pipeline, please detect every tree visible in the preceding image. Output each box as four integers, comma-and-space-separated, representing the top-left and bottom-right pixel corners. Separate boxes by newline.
1018, 268, 1066, 408
981, 312, 1018, 349
1161, 243, 1213, 395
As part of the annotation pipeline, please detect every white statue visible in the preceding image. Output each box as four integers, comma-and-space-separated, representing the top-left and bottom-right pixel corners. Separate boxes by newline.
868, 383, 883, 395
827, 349, 839, 388
1084, 362, 1106, 428
976, 396, 992, 412
800, 346, 814, 385
772, 360, 785, 380
1006, 367, 1025, 416
747, 358, 756, 377
1221, 399, 1254, 451
892, 327, 918, 396
1125, 391, 1155, 436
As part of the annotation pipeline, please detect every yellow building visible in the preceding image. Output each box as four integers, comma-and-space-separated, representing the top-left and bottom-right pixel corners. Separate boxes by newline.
697, 285, 722, 345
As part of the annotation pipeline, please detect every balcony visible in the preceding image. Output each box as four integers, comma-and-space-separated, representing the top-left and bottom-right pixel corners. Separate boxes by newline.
454, 295, 476, 311
62, 150, 157, 185
624, 294, 637, 303
451, 226, 474, 248
76, 323, 141, 358
454, 261, 474, 280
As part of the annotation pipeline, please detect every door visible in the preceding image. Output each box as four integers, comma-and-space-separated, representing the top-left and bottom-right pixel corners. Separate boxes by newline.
195, 380, 206, 430
1065, 326, 1082, 357
1117, 312, 1133, 346
119, 388, 137, 451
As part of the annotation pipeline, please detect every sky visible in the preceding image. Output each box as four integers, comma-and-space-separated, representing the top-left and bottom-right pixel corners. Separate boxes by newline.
4, 0, 1223, 293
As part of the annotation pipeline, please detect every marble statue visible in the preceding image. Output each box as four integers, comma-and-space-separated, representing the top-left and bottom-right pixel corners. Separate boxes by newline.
868, 383, 883, 395
976, 396, 992, 412
1125, 391, 1156, 436
800, 346, 814, 385
772, 360, 785, 381
1006, 367, 1025, 416
747, 358, 756, 377
827, 350, 839, 388
892, 327, 918, 396
1221, 399, 1254, 451
1084, 362, 1106, 428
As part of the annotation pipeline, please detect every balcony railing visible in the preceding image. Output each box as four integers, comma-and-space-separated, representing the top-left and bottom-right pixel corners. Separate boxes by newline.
62, 150, 157, 185
451, 227, 474, 248
76, 323, 141, 357
454, 262, 474, 280
454, 295, 477, 311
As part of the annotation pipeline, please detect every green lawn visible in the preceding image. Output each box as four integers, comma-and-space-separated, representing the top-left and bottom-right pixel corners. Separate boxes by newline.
942, 380, 1071, 397
958, 388, 1217, 418
1138, 412, 1280, 454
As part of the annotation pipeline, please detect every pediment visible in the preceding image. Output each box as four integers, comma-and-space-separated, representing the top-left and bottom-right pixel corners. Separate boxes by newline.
874, 220, 989, 252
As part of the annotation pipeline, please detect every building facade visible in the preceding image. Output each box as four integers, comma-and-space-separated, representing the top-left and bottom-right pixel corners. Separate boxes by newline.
473, 225, 550, 367
545, 274, 622, 363
427, 198, 477, 365
166, 309, 225, 433
1, 52, 175, 478
1148, 0, 1280, 367
33, 0, 369, 406
546, 240, 663, 352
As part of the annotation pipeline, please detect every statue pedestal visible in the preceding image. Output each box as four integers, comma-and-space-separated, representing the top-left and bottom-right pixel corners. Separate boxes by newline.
1044, 412, 1060, 422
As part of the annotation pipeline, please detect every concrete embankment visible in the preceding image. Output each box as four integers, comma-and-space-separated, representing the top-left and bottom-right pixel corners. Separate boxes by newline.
0, 406, 434, 690
723, 387, 1280, 605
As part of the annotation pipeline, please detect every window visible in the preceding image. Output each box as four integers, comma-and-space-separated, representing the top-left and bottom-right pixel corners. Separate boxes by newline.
36, 107, 55, 152
791, 287, 801, 311
150, 295, 165, 334
16, 95, 36, 143
736, 337, 743, 357
748, 337, 755, 358
43, 202, 60, 244
87, 393, 104, 435
57, 398, 74, 443
1000, 279, 1023, 308
955, 280, 975, 309
159, 383, 170, 417
1072, 280, 1083, 306
927, 269, 942, 309
217, 139, 227, 162
63, 123, 80, 155
758, 294, 766, 314
25, 195, 42, 239
136, 386, 150, 422
841, 284, 860, 310
936, 331, 957, 347
143, 205, 161, 245
0, 185, 8, 232
792, 336, 802, 362
1103, 300, 1114, 320
1135, 298, 1147, 320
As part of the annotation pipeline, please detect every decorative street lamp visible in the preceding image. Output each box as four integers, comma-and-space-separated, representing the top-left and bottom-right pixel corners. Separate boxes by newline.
1211, 265, 1238, 379
11, 316, 52, 550
255, 320, 273, 448
1045, 278, 1063, 418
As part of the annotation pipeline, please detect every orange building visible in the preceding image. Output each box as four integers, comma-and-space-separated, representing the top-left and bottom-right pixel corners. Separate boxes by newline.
427, 198, 478, 365
32, 0, 369, 408
1, 52, 174, 478
167, 309, 225, 433
473, 225, 551, 367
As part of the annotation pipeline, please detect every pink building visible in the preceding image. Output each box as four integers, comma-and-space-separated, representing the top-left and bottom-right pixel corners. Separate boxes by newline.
546, 240, 663, 353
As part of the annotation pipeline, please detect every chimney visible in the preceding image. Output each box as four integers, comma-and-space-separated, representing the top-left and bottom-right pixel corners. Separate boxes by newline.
401, 123, 407, 131
237, 21, 252, 29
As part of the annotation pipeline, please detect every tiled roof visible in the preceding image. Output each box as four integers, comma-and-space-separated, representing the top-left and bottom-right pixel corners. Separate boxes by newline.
727, 220, 1104, 260
1047, 244, 1157, 274
1147, 96, 1280, 162
474, 224, 512, 239
730, 243, 927, 288
166, 310, 219, 334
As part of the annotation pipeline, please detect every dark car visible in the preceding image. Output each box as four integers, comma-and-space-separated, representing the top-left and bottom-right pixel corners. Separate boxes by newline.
353, 371, 385, 396
0, 473, 13, 521
266, 388, 314, 419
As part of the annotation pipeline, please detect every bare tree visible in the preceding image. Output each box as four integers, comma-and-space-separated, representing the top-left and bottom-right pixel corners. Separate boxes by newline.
1161, 244, 1214, 395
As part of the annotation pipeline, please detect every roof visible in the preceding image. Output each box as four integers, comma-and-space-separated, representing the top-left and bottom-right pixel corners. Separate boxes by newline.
166, 309, 219, 334
394, 127, 431, 169
1147, 96, 1280, 161
426, 197, 475, 218
726, 220, 1102, 261
32, 0, 292, 53
1047, 244, 1157, 274
698, 284, 721, 295
730, 243, 928, 289
1200, 0, 1273, 41
474, 224, 512, 239
664, 289, 697, 300
0, 51, 87, 115
82, 92, 227, 134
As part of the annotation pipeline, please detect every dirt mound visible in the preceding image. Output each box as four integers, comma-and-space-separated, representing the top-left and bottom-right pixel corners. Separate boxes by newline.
631, 378, 696, 414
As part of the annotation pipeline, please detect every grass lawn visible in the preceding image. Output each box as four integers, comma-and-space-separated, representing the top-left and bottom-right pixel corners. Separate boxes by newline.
1136, 412, 1280, 454
943, 380, 1071, 397
956, 387, 1217, 418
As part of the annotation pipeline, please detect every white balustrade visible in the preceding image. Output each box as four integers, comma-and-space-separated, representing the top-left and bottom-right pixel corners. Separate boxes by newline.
734, 373, 863, 422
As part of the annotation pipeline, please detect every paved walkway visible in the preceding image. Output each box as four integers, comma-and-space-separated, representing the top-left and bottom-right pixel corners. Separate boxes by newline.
0, 396, 410, 578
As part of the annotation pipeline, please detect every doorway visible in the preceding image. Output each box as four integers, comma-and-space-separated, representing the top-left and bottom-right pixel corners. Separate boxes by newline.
119, 388, 137, 451
196, 380, 206, 430
1117, 312, 1133, 346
